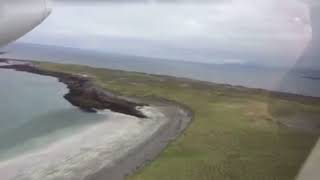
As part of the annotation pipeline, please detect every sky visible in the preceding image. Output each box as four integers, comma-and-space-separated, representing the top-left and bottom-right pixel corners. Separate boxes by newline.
17, 0, 314, 67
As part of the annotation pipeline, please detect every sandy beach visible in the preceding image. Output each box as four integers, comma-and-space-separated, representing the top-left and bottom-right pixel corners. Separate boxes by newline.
0, 103, 192, 180
0, 59, 193, 180
2, 59, 317, 180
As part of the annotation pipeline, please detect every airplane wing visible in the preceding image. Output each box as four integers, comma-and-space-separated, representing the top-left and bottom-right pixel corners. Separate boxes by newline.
0, 0, 52, 47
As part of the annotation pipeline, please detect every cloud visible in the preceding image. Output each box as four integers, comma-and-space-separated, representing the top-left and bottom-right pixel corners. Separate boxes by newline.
53, 0, 230, 3
19, 0, 312, 66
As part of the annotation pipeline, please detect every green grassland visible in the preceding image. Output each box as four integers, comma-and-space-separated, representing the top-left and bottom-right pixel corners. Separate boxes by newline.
36, 62, 320, 180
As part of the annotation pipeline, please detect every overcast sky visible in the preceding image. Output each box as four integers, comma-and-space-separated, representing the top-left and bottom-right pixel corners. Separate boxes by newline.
18, 0, 313, 67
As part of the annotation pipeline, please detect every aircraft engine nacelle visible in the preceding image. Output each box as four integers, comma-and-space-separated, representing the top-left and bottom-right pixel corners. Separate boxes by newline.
0, 0, 52, 47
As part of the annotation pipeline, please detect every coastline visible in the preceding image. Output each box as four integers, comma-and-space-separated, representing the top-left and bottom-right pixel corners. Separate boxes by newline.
0, 59, 146, 118
85, 102, 192, 180
1, 58, 320, 180
0, 106, 191, 180
0, 59, 193, 180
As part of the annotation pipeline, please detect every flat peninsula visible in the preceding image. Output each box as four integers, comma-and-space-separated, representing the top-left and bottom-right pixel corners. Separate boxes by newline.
1, 58, 320, 180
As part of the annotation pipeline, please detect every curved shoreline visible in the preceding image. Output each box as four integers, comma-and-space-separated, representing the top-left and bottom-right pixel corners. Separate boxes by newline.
0, 59, 194, 180
86, 101, 193, 180
2, 59, 319, 180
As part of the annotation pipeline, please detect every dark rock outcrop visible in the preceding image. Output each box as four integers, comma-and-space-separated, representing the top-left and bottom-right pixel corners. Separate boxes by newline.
0, 62, 147, 118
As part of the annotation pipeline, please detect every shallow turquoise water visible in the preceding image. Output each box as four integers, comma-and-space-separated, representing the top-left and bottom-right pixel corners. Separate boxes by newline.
0, 69, 105, 160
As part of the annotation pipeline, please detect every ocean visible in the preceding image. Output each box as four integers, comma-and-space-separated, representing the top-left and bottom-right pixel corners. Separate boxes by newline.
0, 69, 105, 160
1, 43, 320, 97
0, 43, 319, 179
0, 67, 166, 180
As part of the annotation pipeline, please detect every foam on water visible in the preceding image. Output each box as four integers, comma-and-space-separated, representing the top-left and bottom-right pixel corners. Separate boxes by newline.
0, 107, 167, 180
0, 69, 106, 161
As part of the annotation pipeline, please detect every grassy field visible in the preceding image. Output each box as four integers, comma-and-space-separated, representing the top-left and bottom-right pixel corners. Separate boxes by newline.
37, 62, 320, 180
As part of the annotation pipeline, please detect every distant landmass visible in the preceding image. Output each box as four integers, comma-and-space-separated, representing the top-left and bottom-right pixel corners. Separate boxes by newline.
302, 76, 320, 81
1, 42, 320, 97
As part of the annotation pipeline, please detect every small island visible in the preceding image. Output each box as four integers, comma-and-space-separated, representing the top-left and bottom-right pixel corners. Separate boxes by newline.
1, 58, 320, 180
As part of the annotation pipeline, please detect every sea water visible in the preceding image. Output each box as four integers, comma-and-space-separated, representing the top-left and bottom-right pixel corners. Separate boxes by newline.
0, 69, 105, 160
0, 69, 166, 180
2, 44, 319, 97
